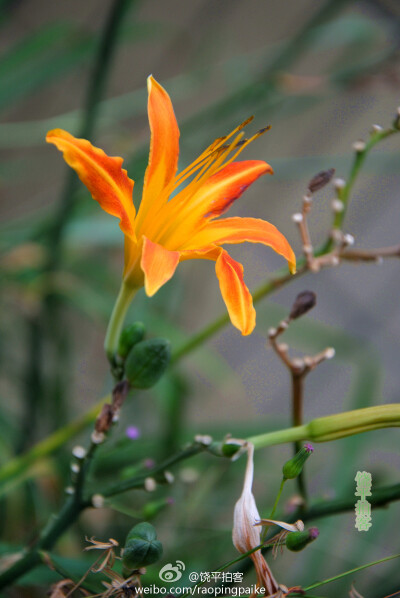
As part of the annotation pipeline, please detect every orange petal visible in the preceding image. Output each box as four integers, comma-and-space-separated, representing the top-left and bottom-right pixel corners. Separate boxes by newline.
46, 129, 136, 238
136, 76, 180, 230
140, 236, 180, 296
193, 160, 273, 219
183, 217, 296, 274
215, 250, 256, 335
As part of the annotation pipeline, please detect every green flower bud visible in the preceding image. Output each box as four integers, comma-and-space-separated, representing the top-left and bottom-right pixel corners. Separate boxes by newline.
282, 444, 313, 480
125, 338, 171, 389
306, 404, 400, 442
286, 527, 319, 552
123, 522, 163, 573
118, 322, 146, 359
220, 442, 242, 458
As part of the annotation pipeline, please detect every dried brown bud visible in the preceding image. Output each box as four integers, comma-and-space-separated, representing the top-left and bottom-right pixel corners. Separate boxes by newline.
95, 404, 113, 434
112, 380, 130, 411
289, 291, 316, 320
307, 168, 335, 193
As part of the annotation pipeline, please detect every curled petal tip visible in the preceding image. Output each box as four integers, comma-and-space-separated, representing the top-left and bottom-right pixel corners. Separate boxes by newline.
46, 128, 62, 142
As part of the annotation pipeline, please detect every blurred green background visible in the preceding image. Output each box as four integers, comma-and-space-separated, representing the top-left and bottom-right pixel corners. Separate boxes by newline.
1, 0, 400, 596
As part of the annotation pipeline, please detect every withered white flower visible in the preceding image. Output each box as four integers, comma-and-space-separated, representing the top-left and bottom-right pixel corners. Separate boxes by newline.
232, 442, 280, 597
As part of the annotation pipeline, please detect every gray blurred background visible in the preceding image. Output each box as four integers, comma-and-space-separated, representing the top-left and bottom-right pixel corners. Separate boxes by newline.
1, 0, 400, 595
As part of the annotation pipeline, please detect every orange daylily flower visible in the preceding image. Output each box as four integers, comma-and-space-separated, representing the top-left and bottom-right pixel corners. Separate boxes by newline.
47, 76, 295, 336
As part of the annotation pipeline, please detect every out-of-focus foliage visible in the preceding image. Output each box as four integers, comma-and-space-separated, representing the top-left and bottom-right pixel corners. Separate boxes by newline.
1, 1, 400, 596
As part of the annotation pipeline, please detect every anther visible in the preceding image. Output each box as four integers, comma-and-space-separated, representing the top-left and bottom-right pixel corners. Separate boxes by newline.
257, 125, 271, 135
238, 116, 254, 130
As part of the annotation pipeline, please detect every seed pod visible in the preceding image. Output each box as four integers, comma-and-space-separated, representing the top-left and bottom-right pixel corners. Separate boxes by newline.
118, 322, 146, 358
286, 527, 319, 552
123, 522, 163, 573
282, 444, 314, 480
125, 338, 171, 389
289, 291, 316, 320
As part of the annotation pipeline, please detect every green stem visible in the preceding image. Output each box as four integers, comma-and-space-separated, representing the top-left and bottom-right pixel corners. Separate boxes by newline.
0, 496, 82, 591
3, 403, 400, 493
261, 477, 286, 541
333, 128, 396, 232
248, 424, 308, 448
171, 264, 306, 364
104, 282, 137, 361
16, 317, 43, 454
305, 552, 400, 591
270, 478, 286, 520
292, 371, 307, 503
0, 395, 109, 492
101, 442, 205, 498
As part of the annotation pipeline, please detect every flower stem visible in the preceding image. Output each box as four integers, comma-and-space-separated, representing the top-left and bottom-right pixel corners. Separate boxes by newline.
104, 282, 137, 362
248, 424, 308, 449
270, 478, 286, 520
261, 478, 286, 541
0, 395, 110, 493
304, 552, 400, 591
292, 371, 307, 503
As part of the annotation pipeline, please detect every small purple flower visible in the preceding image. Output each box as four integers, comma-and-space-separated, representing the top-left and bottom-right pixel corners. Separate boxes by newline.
304, 443, 314, 453
126, 426, 141, 440
144, 458, 155, 470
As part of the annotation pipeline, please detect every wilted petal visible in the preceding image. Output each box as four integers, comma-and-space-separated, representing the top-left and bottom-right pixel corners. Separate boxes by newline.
232, 443, 280, 596
256, 519, 304, 533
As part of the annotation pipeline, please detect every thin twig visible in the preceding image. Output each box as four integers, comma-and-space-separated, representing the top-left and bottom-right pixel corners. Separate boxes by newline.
268, 307, 334, 505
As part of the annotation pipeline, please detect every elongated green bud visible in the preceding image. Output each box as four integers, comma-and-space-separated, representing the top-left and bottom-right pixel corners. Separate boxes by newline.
307, 404, 400, 442
282, 444, 313, 480
123, 522, 163, 574
125, 338, 171, 389
286, 527, 319, 552
118, 322, 146, 358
